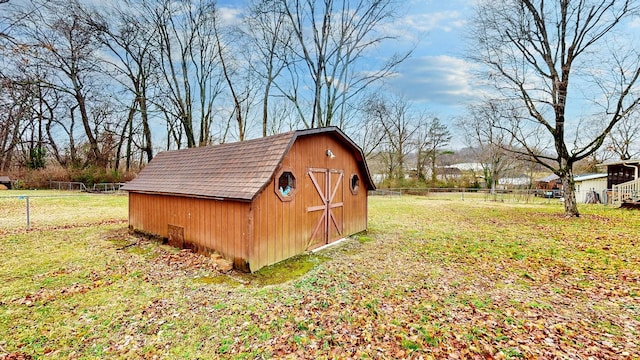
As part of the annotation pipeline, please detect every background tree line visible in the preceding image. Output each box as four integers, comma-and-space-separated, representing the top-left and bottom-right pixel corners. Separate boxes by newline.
0, 0, 409, 176
357, 93, 454, 188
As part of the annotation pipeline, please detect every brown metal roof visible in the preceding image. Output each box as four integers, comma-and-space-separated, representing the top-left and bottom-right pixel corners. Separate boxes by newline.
121, 127, 374, 201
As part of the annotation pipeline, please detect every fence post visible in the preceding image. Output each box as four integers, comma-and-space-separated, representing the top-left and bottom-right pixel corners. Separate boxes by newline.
26, 196, 30, 230
19, 195, 30, 230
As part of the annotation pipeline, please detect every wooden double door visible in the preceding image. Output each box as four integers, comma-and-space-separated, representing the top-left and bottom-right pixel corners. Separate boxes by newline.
306, 168, 344, 250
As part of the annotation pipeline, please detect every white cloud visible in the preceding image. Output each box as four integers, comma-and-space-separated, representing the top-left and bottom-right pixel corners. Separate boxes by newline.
403, 11, 466, 33
217, 6, 243, 26
384, 10, 466, 45
386, 55, 480, 107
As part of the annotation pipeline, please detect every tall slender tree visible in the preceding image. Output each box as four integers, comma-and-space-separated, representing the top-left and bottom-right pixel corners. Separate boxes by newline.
244, 0, 293, 137
415, 117, 452, 183
149, 0, 221, 148
470, 0, 640, 216
375, 95, 418, 181
88, 2, 158, 167
458, 100, 517, 195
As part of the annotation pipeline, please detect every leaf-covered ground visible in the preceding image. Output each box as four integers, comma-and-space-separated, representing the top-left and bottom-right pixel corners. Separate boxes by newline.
0, 195, 639, 359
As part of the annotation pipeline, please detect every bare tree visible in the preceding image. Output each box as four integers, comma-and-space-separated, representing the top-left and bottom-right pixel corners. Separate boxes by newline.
244, 0, 294, 137
0, 77, 29, 171
458, 100, 517, 196
262, 98, 300, 135
352, 93, 387, 158
415, 117, 452, 183
189, 1, 225, 145
47, 95, 80, 167
278, 0, 409, 128
150, 0, 222, 148
20, 80, 47, 170
375, 95, 417, 181
9, 0, 110, 168
2, 28, 76, 171
605, 110, 640, 160
213, 14, 257, 142
470, 0, 640, 216
88, 2, 159, 168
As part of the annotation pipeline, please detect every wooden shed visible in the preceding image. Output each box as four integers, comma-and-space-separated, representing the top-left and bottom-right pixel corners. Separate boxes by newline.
121, 127, 375, 272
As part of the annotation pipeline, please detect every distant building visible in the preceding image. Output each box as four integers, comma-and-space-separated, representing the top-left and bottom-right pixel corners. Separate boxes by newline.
573, 173, 607, 203
451, 162, 485, 172
0, 176, 11, 190
435, 167, 463, 181
498, 174, 531, 188
534, 174, 563, 197
535, 174, 562, 190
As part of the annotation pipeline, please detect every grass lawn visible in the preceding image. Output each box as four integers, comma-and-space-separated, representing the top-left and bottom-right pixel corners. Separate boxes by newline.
0, 194, 638, 359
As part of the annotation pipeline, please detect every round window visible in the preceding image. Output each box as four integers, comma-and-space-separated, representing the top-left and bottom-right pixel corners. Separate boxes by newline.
350, 174, 360, 195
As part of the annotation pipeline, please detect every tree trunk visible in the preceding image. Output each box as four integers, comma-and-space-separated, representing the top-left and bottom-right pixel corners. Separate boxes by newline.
75, 91, 104, 168
416, 149, 425, 181
139, 95, 153, 162
68, 105, 79, 167
114, 103, 135, 172
560, 169, 579, 217
396, 142, 404, 180
491, 179, 498, 201
313, 72, 322, 127
262, 80, 271, 137
430, 154, 437, 184
1, 113, 21, 172
126, 113, 134, 171
215, 23, 244, 141
490, 164, 499, 200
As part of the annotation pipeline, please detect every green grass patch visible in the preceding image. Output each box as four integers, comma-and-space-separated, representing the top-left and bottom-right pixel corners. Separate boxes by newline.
193, 253, 328, 287
246, 253, 329, 287
355, 234, 374, 243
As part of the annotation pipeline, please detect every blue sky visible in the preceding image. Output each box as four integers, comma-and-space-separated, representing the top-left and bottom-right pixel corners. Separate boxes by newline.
382, 0, 477, 118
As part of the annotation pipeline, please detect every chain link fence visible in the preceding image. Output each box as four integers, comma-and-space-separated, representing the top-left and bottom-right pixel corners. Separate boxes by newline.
0, 191, 128, 231
368, 187, 566, 204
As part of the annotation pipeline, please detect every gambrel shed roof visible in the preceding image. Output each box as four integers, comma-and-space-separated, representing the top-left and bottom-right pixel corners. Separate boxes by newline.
121, 127, 374, 201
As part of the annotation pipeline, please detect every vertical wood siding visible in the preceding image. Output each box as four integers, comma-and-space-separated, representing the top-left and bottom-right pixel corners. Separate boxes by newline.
250, 134, 369, 271
128, 192, 251, 270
